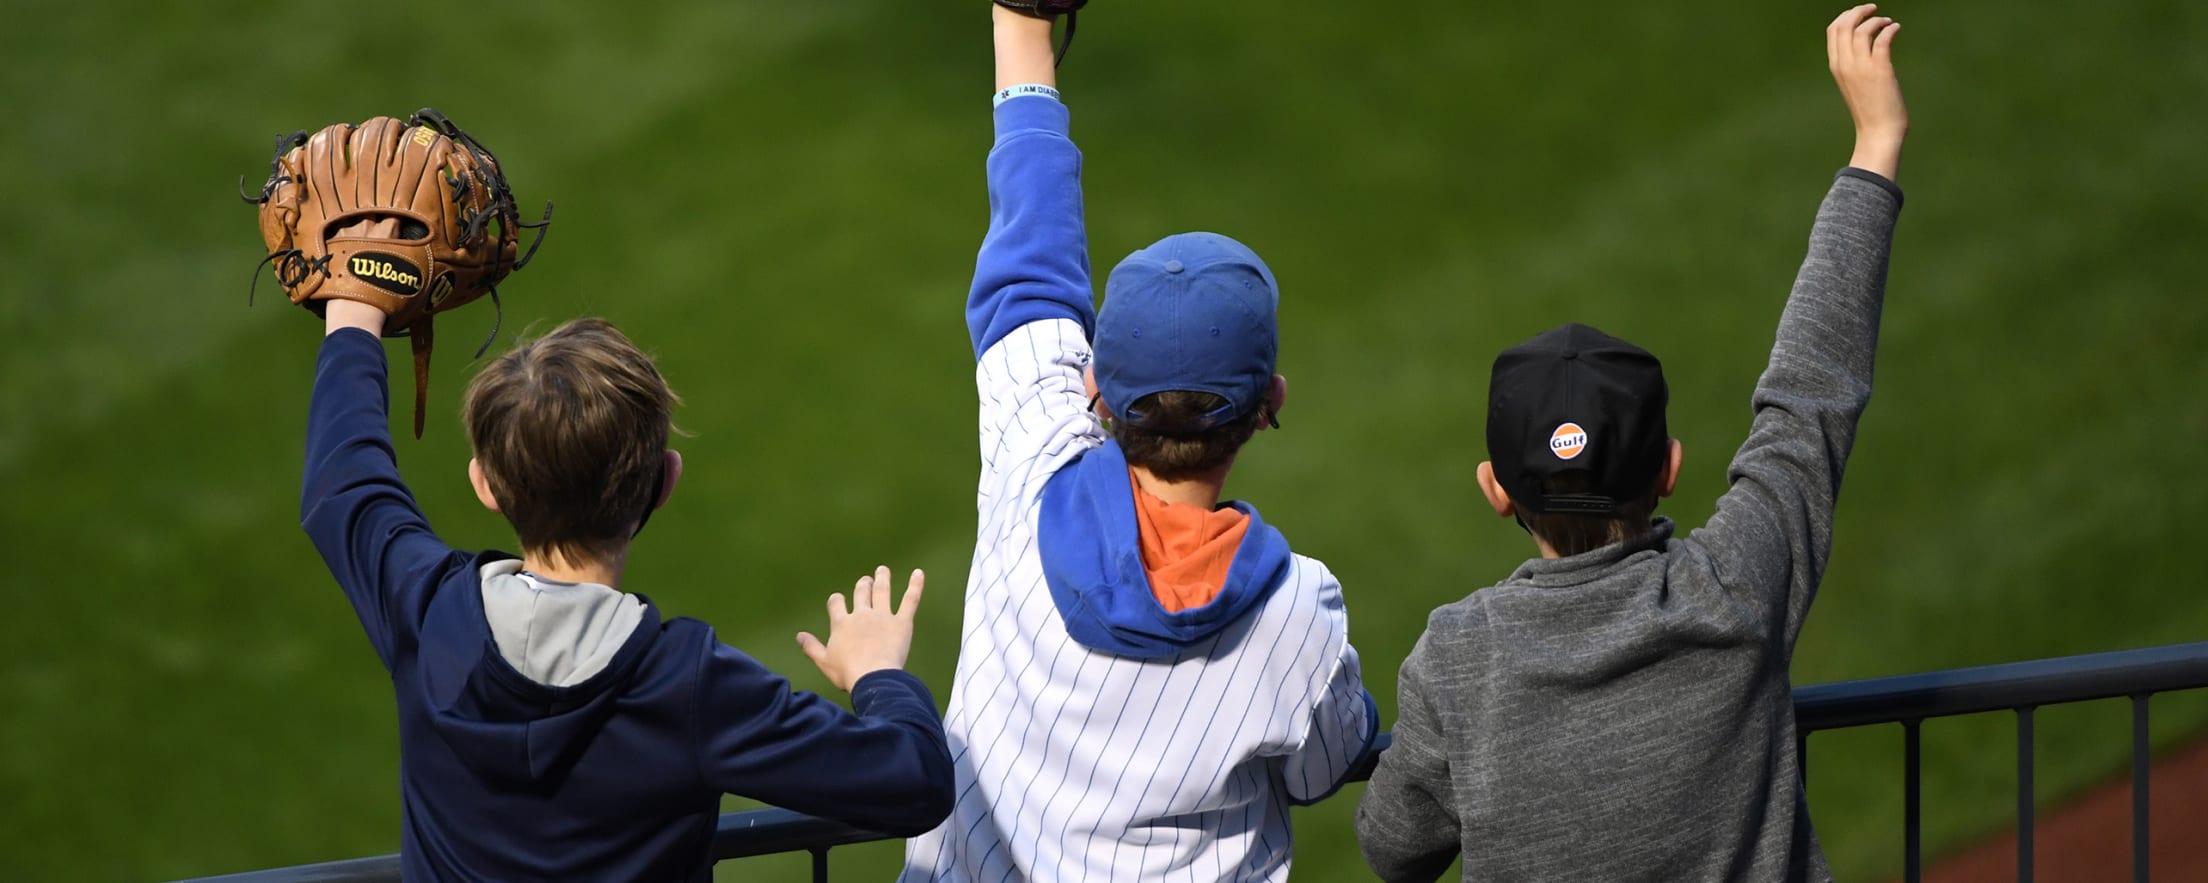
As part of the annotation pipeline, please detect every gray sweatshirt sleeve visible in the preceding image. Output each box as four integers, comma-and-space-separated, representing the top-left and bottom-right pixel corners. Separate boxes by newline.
1687, 168, 1902, 647
1355, 628, 1462, 882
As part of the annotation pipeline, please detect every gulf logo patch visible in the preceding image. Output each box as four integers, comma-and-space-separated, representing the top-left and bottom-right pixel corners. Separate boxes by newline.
1550, 422, 1588, 460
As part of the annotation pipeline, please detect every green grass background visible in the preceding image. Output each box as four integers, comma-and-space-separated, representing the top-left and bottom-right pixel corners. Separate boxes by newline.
4, 1, 2206, 880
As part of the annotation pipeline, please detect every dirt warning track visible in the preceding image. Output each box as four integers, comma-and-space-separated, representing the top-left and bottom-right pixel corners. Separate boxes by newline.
1917, 739, 2208, 882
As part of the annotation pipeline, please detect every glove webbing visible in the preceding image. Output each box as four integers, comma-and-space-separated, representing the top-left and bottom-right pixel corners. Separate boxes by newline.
407, 108, 554, 271
237, 130, 308, 207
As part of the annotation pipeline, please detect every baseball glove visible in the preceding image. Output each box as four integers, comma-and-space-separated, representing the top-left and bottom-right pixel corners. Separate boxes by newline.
243, 108, 551, 438
993, 0, 1088, 65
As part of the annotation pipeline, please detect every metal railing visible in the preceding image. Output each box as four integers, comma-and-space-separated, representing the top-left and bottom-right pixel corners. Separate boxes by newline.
182, 641, 2208, 883
1793, 640, 2208, 883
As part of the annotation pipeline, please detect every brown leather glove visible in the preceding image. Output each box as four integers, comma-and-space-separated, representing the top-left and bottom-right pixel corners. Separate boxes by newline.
245, 108, 551, 438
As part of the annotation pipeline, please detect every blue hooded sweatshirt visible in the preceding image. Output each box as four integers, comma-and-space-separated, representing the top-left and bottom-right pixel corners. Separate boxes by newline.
1035, 438, 1298, 660
300, 329, 955, 881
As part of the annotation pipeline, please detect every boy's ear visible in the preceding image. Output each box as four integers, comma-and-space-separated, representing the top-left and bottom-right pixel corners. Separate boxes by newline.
1476, 461, 1517, 518
658, 450, 685, 509
1263, 374, 1288, 428
467, 458, 501, 513
1083, 365, 1114, 421
1658, 439, 1685, 498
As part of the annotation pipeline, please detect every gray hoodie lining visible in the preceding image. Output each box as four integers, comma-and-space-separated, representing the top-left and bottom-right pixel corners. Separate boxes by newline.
478, 559, 647, 688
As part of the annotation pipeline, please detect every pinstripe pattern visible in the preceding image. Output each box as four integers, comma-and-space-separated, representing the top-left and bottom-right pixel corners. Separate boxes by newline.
902, 319, 1371, 882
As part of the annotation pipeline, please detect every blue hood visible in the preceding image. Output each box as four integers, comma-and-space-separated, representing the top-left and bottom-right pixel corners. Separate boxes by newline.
416, 557, 666, 788
1037, 441, 1295, 659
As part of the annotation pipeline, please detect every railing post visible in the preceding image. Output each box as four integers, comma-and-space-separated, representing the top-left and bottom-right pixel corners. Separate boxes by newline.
2017, 706, 2035, 883
2133, 694, 2150, 883
1904, 719, 1921, 883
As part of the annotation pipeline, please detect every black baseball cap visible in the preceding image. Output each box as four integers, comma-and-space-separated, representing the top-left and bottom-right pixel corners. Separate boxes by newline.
1486, 323, 1670, 517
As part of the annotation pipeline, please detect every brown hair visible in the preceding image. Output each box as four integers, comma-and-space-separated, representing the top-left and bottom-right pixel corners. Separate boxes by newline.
1525, 471, 1659, 558
1112, 390, 1270, 482
462, 318, 679, 567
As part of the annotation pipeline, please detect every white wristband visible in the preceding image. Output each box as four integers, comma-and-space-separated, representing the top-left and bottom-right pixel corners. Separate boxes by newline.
993, 84, 1062, 108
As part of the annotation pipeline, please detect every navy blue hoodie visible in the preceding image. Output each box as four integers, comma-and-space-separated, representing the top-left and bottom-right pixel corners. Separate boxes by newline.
300, 329, 955, 881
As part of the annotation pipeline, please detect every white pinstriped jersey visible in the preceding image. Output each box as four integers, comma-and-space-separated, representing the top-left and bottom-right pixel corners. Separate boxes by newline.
900, 319, 1374, 882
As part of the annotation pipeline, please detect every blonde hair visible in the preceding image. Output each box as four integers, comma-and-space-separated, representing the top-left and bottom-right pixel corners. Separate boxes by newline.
462, 318, 678, 566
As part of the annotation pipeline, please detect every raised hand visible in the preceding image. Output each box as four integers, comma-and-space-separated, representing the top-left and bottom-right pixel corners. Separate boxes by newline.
1827, 4, 1907, 181
324, 219, 397, 337
797, 566, 926, 693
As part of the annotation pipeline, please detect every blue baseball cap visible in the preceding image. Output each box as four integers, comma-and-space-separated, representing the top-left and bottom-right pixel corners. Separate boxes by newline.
1096, 232, 1280, 434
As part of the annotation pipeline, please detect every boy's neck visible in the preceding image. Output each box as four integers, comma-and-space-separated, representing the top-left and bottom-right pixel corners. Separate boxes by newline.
1130, 464, 1229, 510
521, 547, 629, 589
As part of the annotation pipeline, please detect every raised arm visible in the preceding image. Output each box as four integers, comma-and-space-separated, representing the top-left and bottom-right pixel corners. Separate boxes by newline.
300, 300, 460, 670
966, 8, 1092, 356
994, 5, 1058, 96
1831, 4, 1906, 182
698, 566, 951, 835
1687, 4, 1907, 646
971, 6, 1104, 483
696, 644, 954, 837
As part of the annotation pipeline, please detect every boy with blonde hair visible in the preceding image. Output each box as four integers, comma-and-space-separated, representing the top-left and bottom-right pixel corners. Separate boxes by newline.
301, 298, 954, 880
1357, 6, 1911, 880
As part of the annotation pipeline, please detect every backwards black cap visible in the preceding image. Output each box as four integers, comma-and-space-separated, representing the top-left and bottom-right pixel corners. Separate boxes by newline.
1486, 323, 1669, 517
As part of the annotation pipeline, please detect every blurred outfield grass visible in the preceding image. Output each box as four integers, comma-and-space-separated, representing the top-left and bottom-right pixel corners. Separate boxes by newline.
4, 1, 2206, 880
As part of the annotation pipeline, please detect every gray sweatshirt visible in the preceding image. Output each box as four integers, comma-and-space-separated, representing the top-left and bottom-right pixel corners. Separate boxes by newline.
1355, 169, 1903, 883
